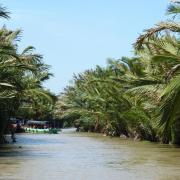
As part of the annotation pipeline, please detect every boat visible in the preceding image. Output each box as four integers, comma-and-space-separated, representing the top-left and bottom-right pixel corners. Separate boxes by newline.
24, 120, 61, 134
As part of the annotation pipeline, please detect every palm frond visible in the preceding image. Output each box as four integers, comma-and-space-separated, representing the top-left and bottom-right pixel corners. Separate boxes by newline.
135, 22, 180, 50
0, 6, 10, 19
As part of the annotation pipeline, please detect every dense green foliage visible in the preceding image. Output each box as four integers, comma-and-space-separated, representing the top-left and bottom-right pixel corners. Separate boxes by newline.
54, 2, 180, 144
0, 7, 56, 143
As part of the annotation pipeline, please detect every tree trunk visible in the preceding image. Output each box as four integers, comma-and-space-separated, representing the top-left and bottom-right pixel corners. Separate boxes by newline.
94, 115, 99, 132
171, 119, 180, 145
0, 112, 9, 144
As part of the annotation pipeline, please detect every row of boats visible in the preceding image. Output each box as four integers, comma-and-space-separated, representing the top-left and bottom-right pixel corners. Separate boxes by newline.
12, 120, 61, 134
25, 120, 61, 134
25, 127, 61, 134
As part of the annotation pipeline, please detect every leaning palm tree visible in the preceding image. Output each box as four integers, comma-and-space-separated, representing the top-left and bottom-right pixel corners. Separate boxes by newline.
134, 1, 180, 144
0, 27, 55, 143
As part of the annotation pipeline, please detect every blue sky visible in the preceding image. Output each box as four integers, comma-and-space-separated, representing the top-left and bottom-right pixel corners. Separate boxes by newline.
1, 0, 168, 94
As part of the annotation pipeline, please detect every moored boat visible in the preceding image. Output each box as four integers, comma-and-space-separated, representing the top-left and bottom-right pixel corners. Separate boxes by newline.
25, 127, 61, 134
24, 120, 61, 134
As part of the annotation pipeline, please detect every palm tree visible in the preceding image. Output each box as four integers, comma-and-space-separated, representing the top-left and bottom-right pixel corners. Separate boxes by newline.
0, 27, 55, 143
54, 1, 180, 144
134, 1, 180, 144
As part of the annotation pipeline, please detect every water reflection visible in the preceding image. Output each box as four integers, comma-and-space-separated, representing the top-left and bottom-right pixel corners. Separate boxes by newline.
0, 131, 180, 180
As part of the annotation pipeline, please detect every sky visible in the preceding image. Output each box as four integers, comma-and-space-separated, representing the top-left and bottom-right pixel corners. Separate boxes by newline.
0, 0, 168, 94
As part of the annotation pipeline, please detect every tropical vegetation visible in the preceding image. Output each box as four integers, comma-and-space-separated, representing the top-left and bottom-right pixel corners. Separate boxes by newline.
0, 6, 56, 143
54, 1, 180, 145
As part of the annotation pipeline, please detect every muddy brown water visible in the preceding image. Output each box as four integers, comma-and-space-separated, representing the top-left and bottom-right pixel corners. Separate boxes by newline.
0, 129, 180, 180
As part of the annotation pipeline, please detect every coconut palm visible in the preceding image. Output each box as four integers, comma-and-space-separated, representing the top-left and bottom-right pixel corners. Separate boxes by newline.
134, 1, 180, 144
53, 1, 180, 144
0, 27, 55, 143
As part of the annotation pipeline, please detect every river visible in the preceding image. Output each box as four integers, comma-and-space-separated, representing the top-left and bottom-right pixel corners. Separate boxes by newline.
0, 129, 180, 180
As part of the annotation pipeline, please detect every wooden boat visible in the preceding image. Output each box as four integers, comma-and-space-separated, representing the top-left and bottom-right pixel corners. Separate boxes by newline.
25, 120, 61, 134
25, 127, 60, 134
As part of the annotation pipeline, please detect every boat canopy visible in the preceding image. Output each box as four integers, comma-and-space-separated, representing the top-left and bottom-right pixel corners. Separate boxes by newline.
27, 120, 48, 125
